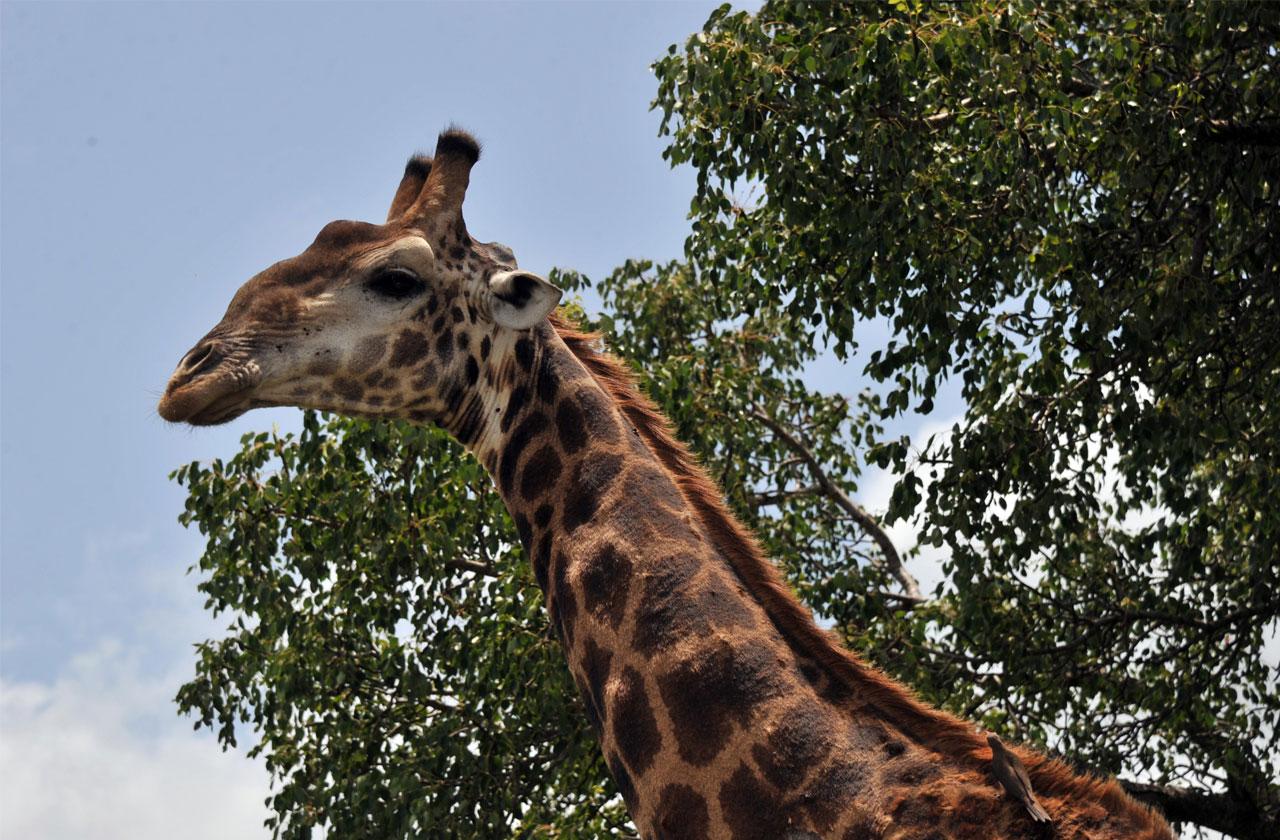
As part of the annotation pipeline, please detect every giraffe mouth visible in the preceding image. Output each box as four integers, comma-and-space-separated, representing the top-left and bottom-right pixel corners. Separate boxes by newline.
159, 378, 257, 426
158, 350, 263, 426
186, 386, 255, 425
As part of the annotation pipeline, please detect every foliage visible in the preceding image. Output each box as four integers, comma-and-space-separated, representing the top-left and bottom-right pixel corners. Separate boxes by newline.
175, 2, 1279, 838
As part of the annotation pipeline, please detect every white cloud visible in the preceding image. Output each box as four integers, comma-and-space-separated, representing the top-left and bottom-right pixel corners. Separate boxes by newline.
1, 640, 271, 840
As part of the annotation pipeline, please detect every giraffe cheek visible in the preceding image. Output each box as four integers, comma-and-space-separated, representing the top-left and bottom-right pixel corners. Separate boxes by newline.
347, 334, 389, 374
303, 354, 340, 378
389, 329, 432, 368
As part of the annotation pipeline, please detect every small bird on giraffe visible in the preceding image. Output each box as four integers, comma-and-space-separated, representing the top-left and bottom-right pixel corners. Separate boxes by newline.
989, 734, 1054, 824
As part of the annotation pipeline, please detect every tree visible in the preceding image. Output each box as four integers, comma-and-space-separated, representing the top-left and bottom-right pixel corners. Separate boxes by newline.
174, 2, 1279, 838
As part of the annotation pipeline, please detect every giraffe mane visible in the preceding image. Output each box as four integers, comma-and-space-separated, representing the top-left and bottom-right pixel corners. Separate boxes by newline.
550, 312, 1165, 830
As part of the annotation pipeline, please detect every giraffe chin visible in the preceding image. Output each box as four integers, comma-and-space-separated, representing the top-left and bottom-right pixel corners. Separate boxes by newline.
158, 379, 258, 426
186, 394, 252, 426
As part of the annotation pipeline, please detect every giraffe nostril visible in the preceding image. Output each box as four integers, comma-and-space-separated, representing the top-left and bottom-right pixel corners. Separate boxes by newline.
179, 342, 224, 379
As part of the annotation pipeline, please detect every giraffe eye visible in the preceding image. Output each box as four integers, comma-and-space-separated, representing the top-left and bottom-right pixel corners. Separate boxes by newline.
368, 267, 423, 299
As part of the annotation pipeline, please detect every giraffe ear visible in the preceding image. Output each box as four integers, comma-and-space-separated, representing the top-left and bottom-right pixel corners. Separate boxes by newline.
488, 270, 562, 330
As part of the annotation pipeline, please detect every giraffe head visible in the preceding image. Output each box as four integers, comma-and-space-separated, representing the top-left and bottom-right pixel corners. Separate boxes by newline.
158, 129, 561, 431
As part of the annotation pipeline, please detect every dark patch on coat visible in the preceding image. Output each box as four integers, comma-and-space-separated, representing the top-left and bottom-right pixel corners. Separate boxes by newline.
444, 384, 465, 415
696, 577, 760, 634
500, 385, 529, 433
615, 497, 699, 550
554, 398, 587, 454
820, 670, 854, 705
891, 792, 944, 828
514, 337, 534, 371
575, 673, 601, 733
632, 569, 758, 657
349, 335, 387, 374
653, 784, 710, 840
332, 376, 363, 401
513, 512, 532, 552
498, 413, 548, 496
562, 451, 623, 532
718, 763, 786, 840
798, 660, 822, 687
657, 638, 786, 766
434, 329, 453, 362
553, 550, 577, 648
610, 666, 661, 776
532, 532, 552, 591
579, 543, 632, 630
632, 552, 706, 657
801, 763, 869, 833
410, 362, 437, 391
580, 637, 612, 730
576, 387, 620, 443
751, 703, 836, 790
535, 352, 558, 404
886, 756, 942, 787
452, 394, 484, 445
306, 356, 339, 377
519, 444, 562, 501
954, 789, 1000, 827
620, 463, 685, 510
389, 330, 430, 367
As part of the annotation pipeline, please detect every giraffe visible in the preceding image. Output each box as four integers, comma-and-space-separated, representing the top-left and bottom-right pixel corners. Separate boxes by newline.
158, 129, 1175, 840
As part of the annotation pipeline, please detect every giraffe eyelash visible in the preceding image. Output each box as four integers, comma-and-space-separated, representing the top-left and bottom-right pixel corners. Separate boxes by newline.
367, 267, 423, 300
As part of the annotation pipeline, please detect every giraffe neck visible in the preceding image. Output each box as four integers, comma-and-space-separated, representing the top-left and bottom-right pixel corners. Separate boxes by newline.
452, 324, 856, 836
445, 323, 1171, 840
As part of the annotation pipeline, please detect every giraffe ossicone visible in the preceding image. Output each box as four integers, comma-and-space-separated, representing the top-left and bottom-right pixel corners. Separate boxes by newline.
159, 128, 1174, 840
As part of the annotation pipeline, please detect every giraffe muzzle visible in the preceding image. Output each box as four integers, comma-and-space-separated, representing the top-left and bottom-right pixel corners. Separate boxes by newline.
158, 338, 263, 425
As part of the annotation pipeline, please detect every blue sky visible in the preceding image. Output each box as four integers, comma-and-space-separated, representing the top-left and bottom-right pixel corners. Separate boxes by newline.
0, 3, 960, 837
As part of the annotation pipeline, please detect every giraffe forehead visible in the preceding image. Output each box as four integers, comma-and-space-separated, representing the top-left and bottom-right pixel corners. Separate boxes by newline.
312, 219, 388, 250
246, 225, 410, 292
351, 235, 436, 272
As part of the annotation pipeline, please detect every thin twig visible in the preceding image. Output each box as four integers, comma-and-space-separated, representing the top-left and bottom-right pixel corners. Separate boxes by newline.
753, 408, 924, 602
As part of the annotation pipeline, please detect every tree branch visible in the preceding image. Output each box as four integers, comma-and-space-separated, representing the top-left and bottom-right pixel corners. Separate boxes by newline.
441, 557, 499, 578
1198, 119, 1280, 146
1054, 72, 1279, 147
753, 408, 923, 602
749, 484, 822, 508
1120, 780, 1277, 840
